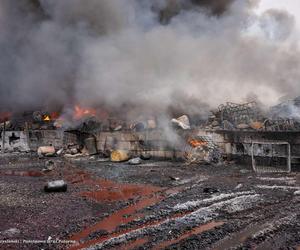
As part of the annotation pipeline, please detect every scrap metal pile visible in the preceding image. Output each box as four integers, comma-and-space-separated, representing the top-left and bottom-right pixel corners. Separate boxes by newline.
207, 98, 300, 131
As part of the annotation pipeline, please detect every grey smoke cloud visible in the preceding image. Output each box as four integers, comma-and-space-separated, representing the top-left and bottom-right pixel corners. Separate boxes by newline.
0, 0, 299, 119
259, 9, 295, 41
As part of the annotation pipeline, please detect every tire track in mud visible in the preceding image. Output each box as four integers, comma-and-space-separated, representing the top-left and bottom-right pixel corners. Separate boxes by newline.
210, 199, 300, 250
153, 221, 225, 250
85, 193, 262, 249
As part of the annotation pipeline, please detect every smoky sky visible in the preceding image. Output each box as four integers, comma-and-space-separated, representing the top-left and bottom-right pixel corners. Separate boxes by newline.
0, 0, 299, 118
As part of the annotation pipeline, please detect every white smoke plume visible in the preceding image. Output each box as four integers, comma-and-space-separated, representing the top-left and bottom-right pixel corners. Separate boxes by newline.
0, 0, 299, 120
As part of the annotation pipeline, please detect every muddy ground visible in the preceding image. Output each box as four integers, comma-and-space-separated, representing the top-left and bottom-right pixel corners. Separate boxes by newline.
0, 153, 299, 250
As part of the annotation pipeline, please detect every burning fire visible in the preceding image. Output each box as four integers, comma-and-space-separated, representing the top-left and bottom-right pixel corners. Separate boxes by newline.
73, 105, 97, 120
42, 112, 60, 122
188, 138, 208, 148
43, 115, 51, 121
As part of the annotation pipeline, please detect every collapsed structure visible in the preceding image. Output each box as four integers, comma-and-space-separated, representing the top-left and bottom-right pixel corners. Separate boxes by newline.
1, 97, 300, 173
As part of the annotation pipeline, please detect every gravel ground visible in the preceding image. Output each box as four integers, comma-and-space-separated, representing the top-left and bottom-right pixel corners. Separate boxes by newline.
0, 154, 299, 250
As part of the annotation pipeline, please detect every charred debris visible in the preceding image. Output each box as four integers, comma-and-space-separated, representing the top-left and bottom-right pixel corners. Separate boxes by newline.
1, 97, 300, 173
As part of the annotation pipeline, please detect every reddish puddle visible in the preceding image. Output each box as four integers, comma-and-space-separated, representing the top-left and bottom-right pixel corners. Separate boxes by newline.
81, 180, 161, 202
68, 175, 164, 250
64, 170, 92, 184
69, 193, 198, 250
65, 167, 189, 250
0, 170, 44, 177
154, 221, 225, 250
69, 195, 163, 250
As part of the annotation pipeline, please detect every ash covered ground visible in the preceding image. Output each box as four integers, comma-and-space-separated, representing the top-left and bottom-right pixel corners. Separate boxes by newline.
0, 154, 300, 250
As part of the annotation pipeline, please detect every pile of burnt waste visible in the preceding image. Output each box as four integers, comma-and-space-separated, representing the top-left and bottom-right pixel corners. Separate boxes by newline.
2, 97, 300, 166
0, 111, 57, 131
206, 97, 300, 131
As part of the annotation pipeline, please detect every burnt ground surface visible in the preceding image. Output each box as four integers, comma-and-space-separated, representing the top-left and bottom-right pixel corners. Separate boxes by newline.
0, 153, 300, 250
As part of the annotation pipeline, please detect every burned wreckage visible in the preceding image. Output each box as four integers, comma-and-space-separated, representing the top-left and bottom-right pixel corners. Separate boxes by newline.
1, 97, 300, 173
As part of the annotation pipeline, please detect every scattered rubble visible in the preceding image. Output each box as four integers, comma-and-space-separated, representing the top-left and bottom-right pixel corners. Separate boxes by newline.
56, 148, 64, 156
64, 153, 83, 158
128, 157, 142, 165
44, 180, 67, 192
294, 190, 300, 195
42, 160, 56, 172
114, 125, 122, 131
37, 146, 56, 157
171, 115, 191, 130
140, 152, 151, 160
169, 176, 180, 181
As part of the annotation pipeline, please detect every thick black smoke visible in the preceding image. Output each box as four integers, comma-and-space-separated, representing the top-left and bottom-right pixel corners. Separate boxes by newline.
153, 0, 234, 24
0, 0, 299, 120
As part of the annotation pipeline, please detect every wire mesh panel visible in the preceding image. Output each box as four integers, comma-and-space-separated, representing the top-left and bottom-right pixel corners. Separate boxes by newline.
251, 142, 291, 173
183, 136, 221, 164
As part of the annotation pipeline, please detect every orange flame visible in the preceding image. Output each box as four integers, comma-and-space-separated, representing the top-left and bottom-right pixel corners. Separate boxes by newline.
73, 105, 97, 120
43, 115, 51, 121
188, 138, 208, 148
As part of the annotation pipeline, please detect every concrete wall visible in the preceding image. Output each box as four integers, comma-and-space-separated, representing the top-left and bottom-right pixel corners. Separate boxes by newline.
5, 128, 296, 163
95, 129, 225, 159
0, 130, 77, 152
93, 129, 300, 162
217, 130, 300, 158
0, 131, 30, 152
